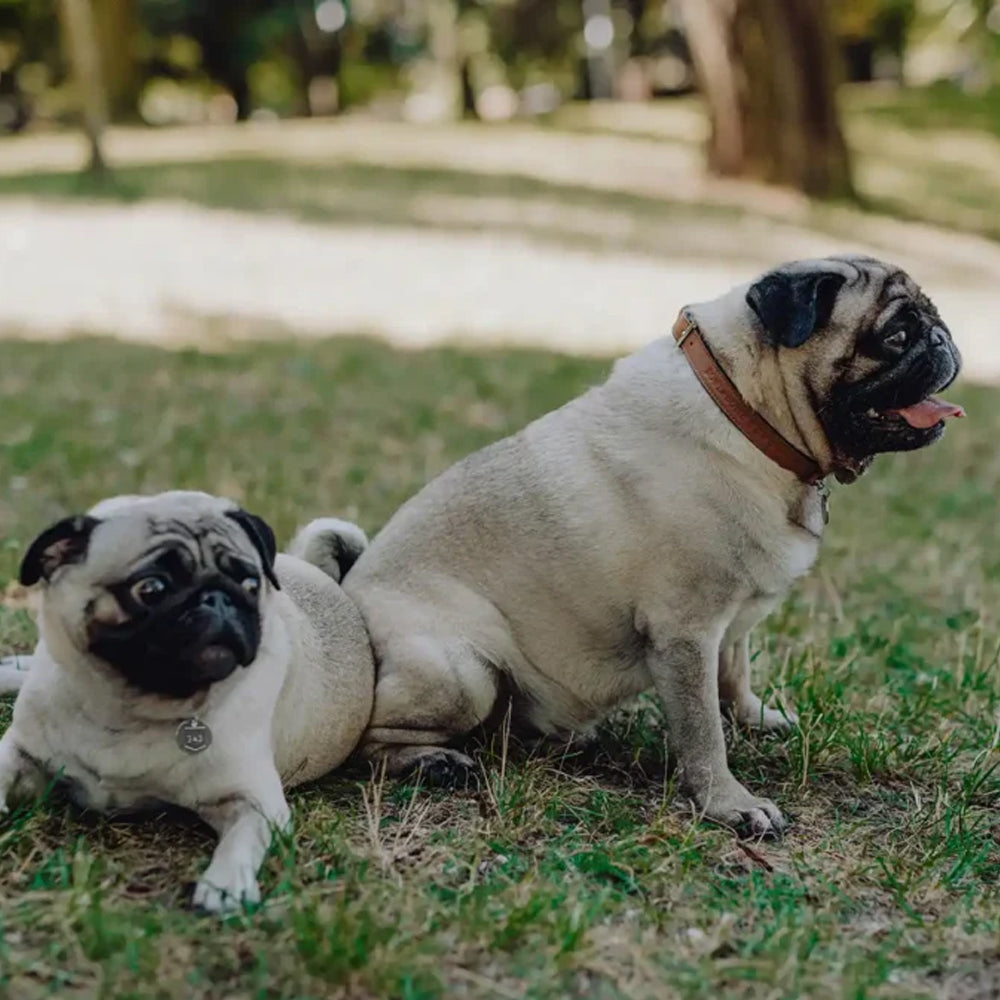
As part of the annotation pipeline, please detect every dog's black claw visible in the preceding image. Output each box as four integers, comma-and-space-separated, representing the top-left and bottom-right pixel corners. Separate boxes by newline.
734, 812, 787, 842
738, 824, 784, 843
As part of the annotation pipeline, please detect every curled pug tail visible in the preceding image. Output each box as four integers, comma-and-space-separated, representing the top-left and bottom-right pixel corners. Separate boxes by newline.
287, 518, 369, 583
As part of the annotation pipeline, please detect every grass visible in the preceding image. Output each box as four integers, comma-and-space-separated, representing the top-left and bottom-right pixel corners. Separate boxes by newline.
553, 83, 1000, 244
842, 84, 1000, 242
1, 83, 1000, 255
1, 79, 1000, 998
1, 334, 1000, 999
848, 81, 1000, 141
0, 158, 744, 261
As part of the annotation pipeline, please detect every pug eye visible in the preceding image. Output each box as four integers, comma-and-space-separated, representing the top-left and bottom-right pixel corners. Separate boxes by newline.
130, 575, 170, 607
883, 329, 908, 350
241, 575, 261, 597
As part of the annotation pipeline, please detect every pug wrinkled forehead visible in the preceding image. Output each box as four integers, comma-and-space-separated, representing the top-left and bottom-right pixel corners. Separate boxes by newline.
19, 491, 280, 699
744, 253, 963, 481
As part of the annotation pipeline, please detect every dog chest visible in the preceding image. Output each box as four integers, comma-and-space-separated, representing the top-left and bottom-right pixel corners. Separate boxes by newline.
745, 529, 820, 597
18, 707, 213, 815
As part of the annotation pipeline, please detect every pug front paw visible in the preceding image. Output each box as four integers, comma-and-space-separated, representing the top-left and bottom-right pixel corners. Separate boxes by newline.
698, 781, 787, 839
192, 865, 261, 915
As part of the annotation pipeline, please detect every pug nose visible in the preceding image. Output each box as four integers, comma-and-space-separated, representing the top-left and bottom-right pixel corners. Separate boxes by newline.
199, 589, 235, 614
929, 327, 947, 346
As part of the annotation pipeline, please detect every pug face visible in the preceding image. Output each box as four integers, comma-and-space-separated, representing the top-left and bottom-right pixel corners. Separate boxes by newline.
19, 492, 280, 699
746, 255, 963, 482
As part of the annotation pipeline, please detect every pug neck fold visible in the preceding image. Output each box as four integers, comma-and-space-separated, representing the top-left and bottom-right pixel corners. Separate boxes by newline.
672, 309, 824, 484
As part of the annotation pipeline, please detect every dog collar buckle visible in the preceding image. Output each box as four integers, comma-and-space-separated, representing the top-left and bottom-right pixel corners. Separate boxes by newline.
674, 312, 696, 348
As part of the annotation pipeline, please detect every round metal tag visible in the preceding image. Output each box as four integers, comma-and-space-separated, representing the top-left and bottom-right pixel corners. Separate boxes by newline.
176, 717, 212, 754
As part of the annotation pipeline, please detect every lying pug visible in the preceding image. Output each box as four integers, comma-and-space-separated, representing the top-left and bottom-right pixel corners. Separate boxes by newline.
0, 492, 374, 913
344, 254, 963, 837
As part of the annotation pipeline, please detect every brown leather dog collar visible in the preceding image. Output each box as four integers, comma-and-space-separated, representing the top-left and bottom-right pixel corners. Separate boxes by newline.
672, 309, 824, 485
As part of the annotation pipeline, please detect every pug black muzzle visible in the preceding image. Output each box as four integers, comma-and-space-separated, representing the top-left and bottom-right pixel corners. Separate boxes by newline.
88, 576, 262, 699
824, 320, 963, 478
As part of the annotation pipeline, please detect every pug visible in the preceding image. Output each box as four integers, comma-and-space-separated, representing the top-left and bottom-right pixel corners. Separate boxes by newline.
0, 492, 374, 913
344, 255, 963, 837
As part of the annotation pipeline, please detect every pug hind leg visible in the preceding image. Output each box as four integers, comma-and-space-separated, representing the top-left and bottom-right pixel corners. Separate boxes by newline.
718, 635, 797, 733
370, 744, 478, 789
361, 635, 499, 787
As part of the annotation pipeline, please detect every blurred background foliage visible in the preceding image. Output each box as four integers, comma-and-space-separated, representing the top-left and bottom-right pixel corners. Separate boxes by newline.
0, 1, 997, 192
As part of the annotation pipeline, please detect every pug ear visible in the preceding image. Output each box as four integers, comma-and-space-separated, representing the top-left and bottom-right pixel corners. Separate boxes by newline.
226, 508, 280, 590
19, 515, 101, 586
746, 270, 847, 348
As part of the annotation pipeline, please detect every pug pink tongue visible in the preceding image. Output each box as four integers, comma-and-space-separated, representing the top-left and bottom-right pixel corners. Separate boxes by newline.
888, 397, 965, 429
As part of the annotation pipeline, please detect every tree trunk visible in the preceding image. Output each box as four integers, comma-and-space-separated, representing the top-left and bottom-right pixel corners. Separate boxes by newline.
289, 13, 316, 118
680, 0, 743, 175
681, 0, 853, 198
426, 0, 461, 119
581, 0, 617, 99
91, 0, 140, 120
58, 0, 107, 174
459, 55, 478, 118
197, 5, 253, 121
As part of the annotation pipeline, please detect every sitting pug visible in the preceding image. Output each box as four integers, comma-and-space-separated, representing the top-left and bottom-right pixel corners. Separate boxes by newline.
0, 492, 374, 913
344, 254, 963, 837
